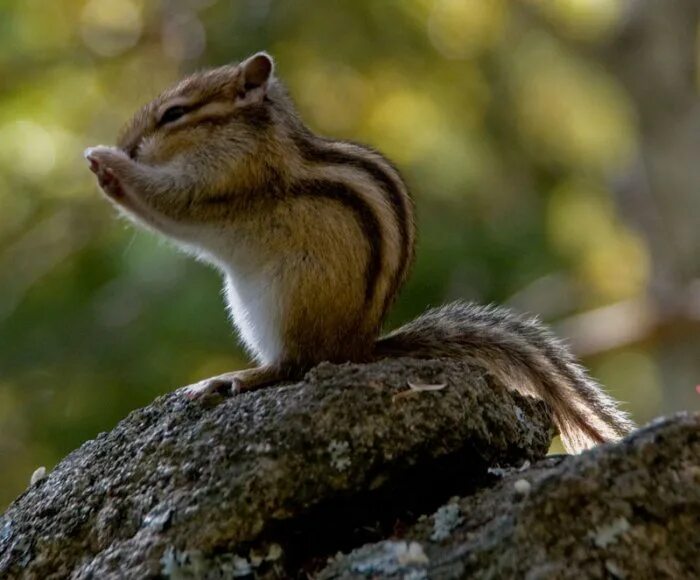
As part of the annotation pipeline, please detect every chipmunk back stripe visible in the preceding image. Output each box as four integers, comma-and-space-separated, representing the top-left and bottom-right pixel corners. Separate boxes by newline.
292, 134, 411, 313
292, 178, 383, 306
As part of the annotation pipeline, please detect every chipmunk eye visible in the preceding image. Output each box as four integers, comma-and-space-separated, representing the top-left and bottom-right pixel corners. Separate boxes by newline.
159, 105, 190, 126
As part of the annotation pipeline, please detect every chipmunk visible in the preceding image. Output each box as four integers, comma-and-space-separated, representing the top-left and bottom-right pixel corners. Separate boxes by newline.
85, 51, 634, 453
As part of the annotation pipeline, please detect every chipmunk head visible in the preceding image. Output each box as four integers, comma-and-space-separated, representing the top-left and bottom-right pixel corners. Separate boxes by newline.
118, 52, 286, 171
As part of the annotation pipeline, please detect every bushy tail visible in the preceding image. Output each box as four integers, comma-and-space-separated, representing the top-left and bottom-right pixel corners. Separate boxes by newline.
375, 302, 635, 453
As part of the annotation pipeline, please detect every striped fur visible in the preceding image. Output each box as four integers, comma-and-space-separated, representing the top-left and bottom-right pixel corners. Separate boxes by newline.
291, 132, 415, 317
291, 178, 384, 305
89, 52, 634, 444
376, 302, 636, 453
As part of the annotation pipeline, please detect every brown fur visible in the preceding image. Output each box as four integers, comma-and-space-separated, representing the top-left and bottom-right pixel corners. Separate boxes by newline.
86, 52, 633, 451
376, 302, 635, 452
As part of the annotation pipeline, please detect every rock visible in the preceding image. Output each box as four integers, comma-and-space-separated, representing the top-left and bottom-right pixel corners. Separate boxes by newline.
320, 412, 700, 579
0, 358, 554, 579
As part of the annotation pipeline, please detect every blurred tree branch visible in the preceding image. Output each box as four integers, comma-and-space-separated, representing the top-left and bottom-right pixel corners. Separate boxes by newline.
554, 287, 700, 358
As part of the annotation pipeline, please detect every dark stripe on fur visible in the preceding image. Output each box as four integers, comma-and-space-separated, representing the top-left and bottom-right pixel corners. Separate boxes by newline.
462, 306, 632, 437
376, 321, 606, 446
293, 133, 411, 314
375, 302, 634, 451
292, 178, 382, 305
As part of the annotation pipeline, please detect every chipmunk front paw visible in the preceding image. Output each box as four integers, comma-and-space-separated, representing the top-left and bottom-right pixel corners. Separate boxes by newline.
84, 146, 130, 200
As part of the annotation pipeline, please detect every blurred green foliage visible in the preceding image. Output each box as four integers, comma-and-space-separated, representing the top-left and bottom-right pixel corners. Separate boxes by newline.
1, 0, 698, 508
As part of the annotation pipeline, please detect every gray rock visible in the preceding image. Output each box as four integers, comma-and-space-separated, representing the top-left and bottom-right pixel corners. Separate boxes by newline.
320, 412, 700, 580
0, 358, 554, 579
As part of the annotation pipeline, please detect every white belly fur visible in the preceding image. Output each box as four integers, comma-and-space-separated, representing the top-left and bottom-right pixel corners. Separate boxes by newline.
224, 269, 283, 365
171, 224, 286, 366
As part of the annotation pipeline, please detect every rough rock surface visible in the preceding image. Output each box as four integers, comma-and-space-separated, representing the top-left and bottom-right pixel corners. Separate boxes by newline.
0, 358, 554, 579
321, 412, 700, 579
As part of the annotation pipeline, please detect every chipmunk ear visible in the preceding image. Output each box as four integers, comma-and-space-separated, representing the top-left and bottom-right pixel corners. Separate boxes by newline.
236, 52, 274, 104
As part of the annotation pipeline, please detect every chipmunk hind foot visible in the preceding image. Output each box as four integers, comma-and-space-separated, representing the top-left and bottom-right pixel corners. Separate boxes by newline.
180, 364, 292, 400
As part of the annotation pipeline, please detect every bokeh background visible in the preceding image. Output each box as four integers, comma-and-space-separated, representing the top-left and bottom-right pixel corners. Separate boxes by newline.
1, 0, 699, 508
